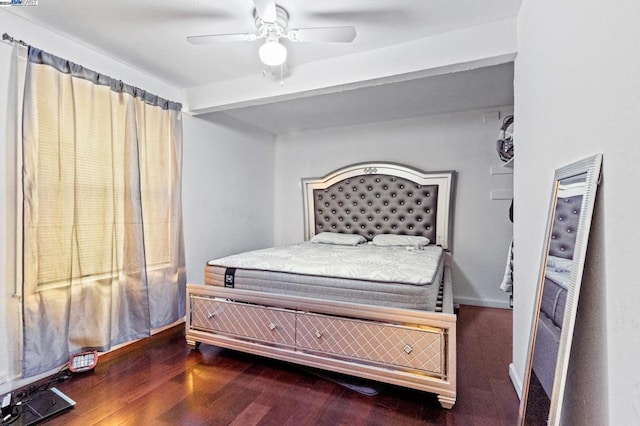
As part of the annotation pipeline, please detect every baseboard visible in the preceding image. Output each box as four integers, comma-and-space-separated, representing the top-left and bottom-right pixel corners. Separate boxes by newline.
454, 296, 512, 309
107, 317, 185, 353
509, 362, 523, 400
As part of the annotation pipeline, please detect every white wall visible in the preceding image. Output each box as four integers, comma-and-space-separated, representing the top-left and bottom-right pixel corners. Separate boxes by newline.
274, 108, 514, 307
182, 115, 274, 284
514, 0, 640, 423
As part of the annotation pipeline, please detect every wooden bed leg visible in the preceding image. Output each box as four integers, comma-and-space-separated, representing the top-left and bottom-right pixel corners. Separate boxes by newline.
437, 395, 456, 409
186, 339, 201, 350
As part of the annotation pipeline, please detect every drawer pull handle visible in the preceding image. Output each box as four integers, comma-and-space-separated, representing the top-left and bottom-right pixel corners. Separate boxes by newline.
404, 344, 413, 354
207, 312, 215, 319
315, 330, 322, 338
269, 323, 277, 330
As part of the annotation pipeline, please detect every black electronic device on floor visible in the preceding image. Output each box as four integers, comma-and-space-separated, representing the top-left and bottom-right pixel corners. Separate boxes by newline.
13, 387, 75, 425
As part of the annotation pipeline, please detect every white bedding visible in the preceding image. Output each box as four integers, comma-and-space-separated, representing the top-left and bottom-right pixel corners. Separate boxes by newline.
545, 255, 573, 289
207, 242, 443, 285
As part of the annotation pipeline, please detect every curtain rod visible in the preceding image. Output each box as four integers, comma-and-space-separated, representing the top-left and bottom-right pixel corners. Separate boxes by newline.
2, 32, 29, 47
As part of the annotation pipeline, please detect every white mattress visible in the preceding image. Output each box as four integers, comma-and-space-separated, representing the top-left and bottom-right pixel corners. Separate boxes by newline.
208, 242, 443, 285
205, 242, 444, 311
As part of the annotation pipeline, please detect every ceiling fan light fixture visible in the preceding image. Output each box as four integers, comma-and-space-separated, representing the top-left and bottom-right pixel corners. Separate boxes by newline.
259, 40, 287, 67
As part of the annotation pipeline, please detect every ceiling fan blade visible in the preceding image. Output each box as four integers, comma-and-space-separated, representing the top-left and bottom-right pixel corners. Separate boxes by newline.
187, 33, 258, 45
253, 0, 277, 23
287, 26, 356, 43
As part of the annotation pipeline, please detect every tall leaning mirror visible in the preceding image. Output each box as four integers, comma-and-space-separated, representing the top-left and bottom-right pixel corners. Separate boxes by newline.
518, 154, 603, 425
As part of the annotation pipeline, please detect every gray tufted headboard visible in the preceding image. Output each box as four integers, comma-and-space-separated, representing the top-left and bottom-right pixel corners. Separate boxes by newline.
548, 194, 583, 260
302, 163, 455, 249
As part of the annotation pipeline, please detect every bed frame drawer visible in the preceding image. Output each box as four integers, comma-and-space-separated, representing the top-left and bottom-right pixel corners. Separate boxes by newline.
296, 313, 444, 375
190, 296, 296, 346
186, 284, 456, 409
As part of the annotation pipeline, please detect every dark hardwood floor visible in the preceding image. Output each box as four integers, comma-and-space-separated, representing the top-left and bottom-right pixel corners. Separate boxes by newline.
24, 305, 519, 425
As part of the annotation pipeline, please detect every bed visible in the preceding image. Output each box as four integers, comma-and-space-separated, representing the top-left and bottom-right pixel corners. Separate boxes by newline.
185, 162, 457, 408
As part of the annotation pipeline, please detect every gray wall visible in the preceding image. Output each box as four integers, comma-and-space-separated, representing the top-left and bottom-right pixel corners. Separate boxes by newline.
274, 108, 514, 308
514, 0, 640, 423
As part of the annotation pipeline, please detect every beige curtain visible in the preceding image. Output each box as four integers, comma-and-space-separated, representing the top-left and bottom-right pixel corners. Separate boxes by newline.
21, 47, 185, 377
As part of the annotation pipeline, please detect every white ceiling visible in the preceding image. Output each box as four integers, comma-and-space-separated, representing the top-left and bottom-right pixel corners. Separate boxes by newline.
207, 62, 514, 134
5, 0, 520, 133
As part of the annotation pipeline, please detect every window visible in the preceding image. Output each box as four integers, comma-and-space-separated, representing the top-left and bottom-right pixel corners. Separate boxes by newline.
25, 68, 175, 289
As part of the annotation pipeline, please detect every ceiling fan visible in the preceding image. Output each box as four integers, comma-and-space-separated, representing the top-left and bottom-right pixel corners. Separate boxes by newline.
186, 0, 357, 68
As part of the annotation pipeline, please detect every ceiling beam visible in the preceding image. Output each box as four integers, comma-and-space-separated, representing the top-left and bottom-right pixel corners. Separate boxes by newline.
183, 18, 517, 115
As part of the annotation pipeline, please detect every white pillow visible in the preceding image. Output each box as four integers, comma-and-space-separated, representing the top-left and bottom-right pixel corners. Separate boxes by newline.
311, 232, 366, 246
547, 255, 573, 273
372, 234, 430, 248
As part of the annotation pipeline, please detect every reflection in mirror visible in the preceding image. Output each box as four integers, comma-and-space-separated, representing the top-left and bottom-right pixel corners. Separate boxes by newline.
519, 154, 602, 425
525, 174, 585, 422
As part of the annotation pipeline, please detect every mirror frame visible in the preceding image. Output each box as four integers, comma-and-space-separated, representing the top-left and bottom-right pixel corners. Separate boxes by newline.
518, 154, 603, 425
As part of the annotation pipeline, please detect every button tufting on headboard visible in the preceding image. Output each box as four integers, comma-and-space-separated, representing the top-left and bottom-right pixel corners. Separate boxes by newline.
302, 163, 455, 248
549, 194, 583, 259
313, 173, 438, 242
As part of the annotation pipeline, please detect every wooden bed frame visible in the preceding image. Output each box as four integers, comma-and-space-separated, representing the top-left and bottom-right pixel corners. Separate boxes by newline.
186, 162, 457, 408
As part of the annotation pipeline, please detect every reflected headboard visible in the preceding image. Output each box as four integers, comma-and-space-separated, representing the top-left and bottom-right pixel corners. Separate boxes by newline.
549, 195, 583, 260
549, 176, 586, 260
302, 162, 455, 249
